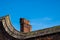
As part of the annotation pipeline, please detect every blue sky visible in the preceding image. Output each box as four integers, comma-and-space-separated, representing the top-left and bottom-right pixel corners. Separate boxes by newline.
0, 0, 60, 31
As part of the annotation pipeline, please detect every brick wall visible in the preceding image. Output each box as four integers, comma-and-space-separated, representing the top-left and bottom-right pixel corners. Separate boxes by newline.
20, 18, 31, 33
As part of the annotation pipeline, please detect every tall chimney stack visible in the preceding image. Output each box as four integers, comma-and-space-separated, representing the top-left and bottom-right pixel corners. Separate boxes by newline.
20, 18, 31, 33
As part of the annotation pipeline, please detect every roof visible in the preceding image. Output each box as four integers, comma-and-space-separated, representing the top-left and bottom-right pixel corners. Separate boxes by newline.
0, 15, 60, 39
23, 25, 60, 39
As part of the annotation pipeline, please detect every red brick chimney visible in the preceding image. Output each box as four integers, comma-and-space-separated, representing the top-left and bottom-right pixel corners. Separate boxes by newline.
20, 18, 31, 33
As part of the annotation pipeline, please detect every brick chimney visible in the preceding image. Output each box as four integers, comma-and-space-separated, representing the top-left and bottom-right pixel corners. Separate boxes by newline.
20, 18, 31, 33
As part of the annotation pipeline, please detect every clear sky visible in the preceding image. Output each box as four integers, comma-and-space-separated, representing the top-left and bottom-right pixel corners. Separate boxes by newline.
0, 0, 60, 31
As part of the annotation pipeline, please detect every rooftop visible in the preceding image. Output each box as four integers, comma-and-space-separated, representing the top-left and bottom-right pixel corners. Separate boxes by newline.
0, 15, 60, 39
